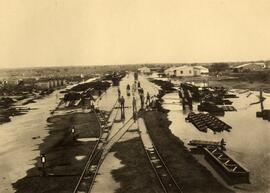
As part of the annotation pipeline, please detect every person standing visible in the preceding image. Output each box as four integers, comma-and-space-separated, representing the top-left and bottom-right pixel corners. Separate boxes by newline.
140, 94, 145, 110
98, 90, 101, 97
90, 100, 95, 111
126, 84, 130, 91
132, 96, 137, 113
138, 87, 141, 95
151, 95, 157, 109
146, 92, 151, 108
120, 96, 125, 112
126, 84, 130, 96
118, 87, 121, 98
132, 96, 137, 121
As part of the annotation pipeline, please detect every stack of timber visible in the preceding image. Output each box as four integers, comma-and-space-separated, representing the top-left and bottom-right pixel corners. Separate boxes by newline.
178, 87, 193, 109
186, 112, 207, 132
224, 94, 238, 98
186, 112, 232, 132
203, 113, 232, 132
256, 110, 270, 121
188, 140, 225, 148
220, 106, 237, 112
198, 101, 225, 116
205, 96, 233, 105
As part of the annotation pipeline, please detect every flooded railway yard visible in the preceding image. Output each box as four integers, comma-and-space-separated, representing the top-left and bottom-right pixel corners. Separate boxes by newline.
162, 83, 270, 193
0, 71, 269, 193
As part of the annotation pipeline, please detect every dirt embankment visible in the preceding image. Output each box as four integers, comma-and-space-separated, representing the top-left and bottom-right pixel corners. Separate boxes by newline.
111, 137, 164, 193
143, 111, 234, 193
13, 112, 100, 193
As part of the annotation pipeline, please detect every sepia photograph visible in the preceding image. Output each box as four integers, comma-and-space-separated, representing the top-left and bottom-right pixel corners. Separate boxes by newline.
0, 0, 269, 193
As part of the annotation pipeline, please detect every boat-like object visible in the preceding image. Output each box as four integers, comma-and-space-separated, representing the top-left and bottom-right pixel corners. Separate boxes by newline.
204, 146, 250, 184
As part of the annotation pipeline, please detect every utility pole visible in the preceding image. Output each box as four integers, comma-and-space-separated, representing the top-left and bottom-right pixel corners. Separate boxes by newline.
260, 89, 264, 112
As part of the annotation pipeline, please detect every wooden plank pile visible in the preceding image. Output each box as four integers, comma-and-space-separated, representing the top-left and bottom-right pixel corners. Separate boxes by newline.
186, 112, 232, 132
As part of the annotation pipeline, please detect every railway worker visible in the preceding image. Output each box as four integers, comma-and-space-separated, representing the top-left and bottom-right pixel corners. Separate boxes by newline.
118, 87, 121, 98
138, 87, 141, 95
138, 87, 144, 96
98, 90, 102, 97
120, 96, 125, 112
126, 84, 131, 96
126, 84, 130, 91
140, 94, 145, 110
151, 95, 157, 110
221, 138, 225, 146
146, 92, 151, 108
141, 87, 144, 95
90, 100, 95, 111
132, 96, 137, 113
132, 82, 136, 95
138, 81, 141, 88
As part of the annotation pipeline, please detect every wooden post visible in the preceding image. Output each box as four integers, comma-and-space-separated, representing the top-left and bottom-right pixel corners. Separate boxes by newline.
260, 89, 264, 112
40, 154, 46, 177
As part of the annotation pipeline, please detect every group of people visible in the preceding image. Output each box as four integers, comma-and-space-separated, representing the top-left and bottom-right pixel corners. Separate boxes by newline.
118, 87, 125, 112
117, 79, 159, 121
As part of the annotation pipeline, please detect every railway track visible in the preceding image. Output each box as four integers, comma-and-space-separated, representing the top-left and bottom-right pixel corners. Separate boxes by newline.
72, 100, 119, 193
139, 120, 183, 193
86, 114, 134, 192
145, 144, 183, 193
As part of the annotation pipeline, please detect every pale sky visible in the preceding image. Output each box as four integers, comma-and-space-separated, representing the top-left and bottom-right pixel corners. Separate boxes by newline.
0, 0, 270, 68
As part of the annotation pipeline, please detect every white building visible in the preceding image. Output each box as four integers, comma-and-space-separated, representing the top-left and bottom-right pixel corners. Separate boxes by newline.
6, 79, 19, 85
175, 66, 194, 76
194, 66, 209, 76
138, 67, 151, 74
36, 81, 50, 89
165, 66, 209, 77
164, 66, 194, 77
164, 67, 177, 76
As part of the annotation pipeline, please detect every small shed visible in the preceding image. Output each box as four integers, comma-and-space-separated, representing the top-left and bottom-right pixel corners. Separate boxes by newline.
194, 66, 209, 76
138, 67, 151, 74
174, 66, 194, 77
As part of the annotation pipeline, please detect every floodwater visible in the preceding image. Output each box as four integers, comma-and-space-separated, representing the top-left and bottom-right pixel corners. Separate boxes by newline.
0, 78, 94, 193
0, 90, 61, 193
162, 89, 270, 193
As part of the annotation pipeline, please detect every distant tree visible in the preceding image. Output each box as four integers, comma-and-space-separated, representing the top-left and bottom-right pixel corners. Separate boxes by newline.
210, 63, 230, 72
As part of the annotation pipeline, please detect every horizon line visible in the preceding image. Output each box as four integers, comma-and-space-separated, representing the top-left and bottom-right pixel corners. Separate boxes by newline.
0, 59, 269, 70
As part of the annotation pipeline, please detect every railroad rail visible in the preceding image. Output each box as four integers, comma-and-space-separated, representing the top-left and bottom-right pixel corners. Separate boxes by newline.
144, 144, 183, 193
138, 119, 183, 193
87, 116, 134, 193
73, 98, 135, 193
72, 99, 119, 193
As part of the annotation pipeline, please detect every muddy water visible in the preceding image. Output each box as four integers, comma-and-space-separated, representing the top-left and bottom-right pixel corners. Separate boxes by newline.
0, 90, 61, 193
0, 78, 97, 193
162, 90, 270, 193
